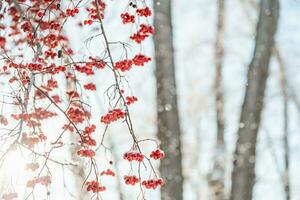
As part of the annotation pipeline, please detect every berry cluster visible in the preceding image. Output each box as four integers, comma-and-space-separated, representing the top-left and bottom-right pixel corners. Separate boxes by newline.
126, 96, 138, 105
84, 0, 106, 26
84, 83, 97, 91
115, 59, 133, 72
136, 7, 152, 17
150, 149, 165, 160
77, 149, 96, 158
123, 152, 144, 162
121, 13, 135, 24
132, 54, 151, 66
66, 8, 79, 17
81, 124, 97, 146
130, 24, 154, 44
142, 179, 164, 189
124, 175, 140, 185
86, 180, 106, 193
115, 54, 151, 72
0, 36, 5, 48
100, 169, 115, 176
26, 176, 51, 188
0, 115, 8, 126
101, 109, 126, 124
67, 105, 90, 124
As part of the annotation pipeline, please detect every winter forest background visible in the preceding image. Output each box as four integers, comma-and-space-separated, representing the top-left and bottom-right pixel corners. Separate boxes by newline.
0, 0, 300, 200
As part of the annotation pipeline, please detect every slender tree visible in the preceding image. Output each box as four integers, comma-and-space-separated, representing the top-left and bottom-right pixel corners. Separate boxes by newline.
230, 1, 279, 200
208, 0, 226, 199
154, 0, 183, 199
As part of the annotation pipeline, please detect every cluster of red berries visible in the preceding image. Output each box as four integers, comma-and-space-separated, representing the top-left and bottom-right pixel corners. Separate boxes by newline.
75, 64, 94, 75
43, 34, 59, 48
0, 115, 8, 126
21, 21, 31, 33
136, 7, 152, 17
45, 50, 57, 59
0, 37, 6, 48
150, 149, 165, 160
86, 180, 106, 193
46, 79, 58, 90
132, 54, 151, 66
26, 176, 51, 188
81, 124, 97, 146
130, 24, 154, 43
100, 109, 126, 124
66, 8, 79, 17
88, 57, 106, 69
126, 96, 138, 105
84, 83, 96, 91
123, 152, 144, 162
115, 54, 151, 72
51, 95, 61, 103
66, 90, 80, 99
83, 0, 106, 26
67, 107, 86, 124
121, 13, 135, 24
115, 59, 133, 72
83, 19, 93, 25
77, 149, 95, 158
26, 162, 39, 171
21, 133, 40, 149
12, 109, 56, 121
100, 169, 115, 176
142, 179, 164, 189
124, 175, 140, 185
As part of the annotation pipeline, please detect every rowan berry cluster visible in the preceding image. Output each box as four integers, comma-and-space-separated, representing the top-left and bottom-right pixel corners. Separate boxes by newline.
100, 169, 116, 176
121, 13, 135, 24
124, 175, 140, 185
142, 179, 164, 189
115, 59, 133, 72
67, 105, 90, 124
0, 37, 5, 48
84, 83, 97, 91
101, 109, 126, 124
115, 54, 151, 72
84, 0, 106, 26
123, 152, 144, 162
130, 24, 154, 43
136, 7, 152, 17
126, 96, 138, 105
86, 180, 106, 193
150, 149, 165, 160
132, 54, 151, 66
77, 149, 96, 158
0, 115, 8, 126
26, 176, 51, 188
66, 8, 79, 17
81, 124, 97, 146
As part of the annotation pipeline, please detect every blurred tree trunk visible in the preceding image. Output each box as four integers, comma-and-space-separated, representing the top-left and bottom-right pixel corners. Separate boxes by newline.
275, 48, 291, 200
154, 1, 183, 200
208, 0, 226, 199
230, 1, 279, 200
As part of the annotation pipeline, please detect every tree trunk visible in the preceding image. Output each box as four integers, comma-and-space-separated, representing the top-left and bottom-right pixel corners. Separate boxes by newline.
230, 1, 279, 200
209, 0, 226, 199
154, 1, 184, 200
